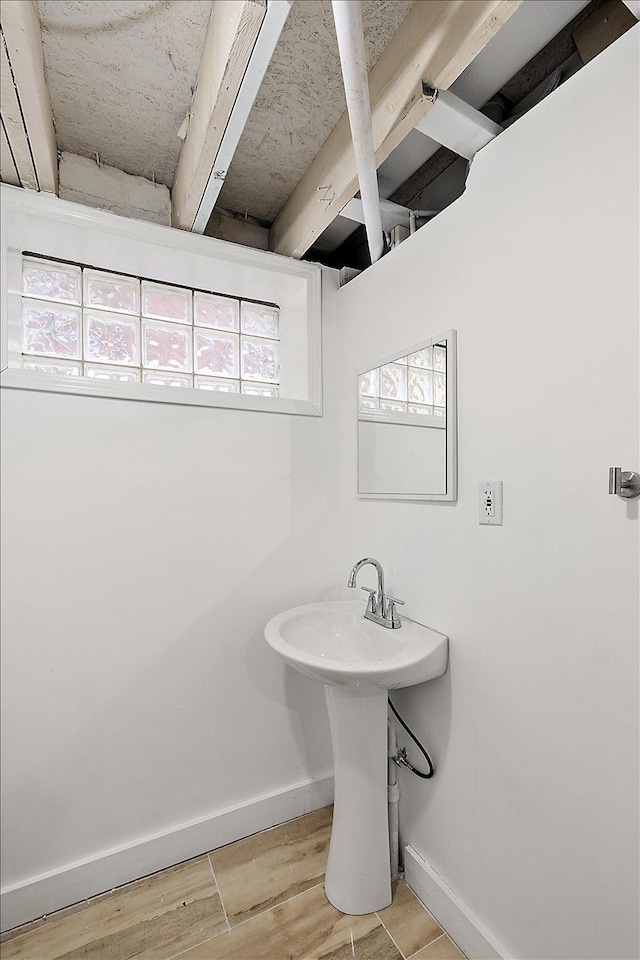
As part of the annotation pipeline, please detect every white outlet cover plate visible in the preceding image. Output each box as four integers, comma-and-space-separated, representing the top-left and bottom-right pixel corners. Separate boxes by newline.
478, 481, 503, 525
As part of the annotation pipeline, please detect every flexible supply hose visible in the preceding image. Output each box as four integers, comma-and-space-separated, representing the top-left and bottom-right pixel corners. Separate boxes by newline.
388, 697, 435, 779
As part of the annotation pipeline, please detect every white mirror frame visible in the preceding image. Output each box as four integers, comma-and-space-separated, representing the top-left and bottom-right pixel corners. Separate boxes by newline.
356, 328, 457, 502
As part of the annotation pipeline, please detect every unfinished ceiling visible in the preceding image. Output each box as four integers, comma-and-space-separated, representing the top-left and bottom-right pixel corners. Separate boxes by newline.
315, 0, 593, 256
36, 0, 413, 202
216, 0, 414, 223
37, 0, 213, 186
3, 0, 636, 269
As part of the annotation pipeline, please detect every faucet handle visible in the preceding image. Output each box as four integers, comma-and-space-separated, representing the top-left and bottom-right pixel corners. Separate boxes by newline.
385, 595, 404, 607
360, 586, 378, 612
386, 596, 404, 629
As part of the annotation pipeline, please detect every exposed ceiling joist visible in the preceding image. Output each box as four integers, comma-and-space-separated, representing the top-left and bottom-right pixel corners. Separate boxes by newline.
572, 0, 638, 62
0, 42, 32, 187
191, 0, 293, 234
269, 0, 522, 260
0, 0, 57, 193
0, 118, 20, 186
171, 0, 267, 231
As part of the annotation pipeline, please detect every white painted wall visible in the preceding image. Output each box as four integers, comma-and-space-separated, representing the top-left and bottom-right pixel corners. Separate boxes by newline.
336, 30, 639, 960
358, 420, 446, 496
0, 268, 339, 926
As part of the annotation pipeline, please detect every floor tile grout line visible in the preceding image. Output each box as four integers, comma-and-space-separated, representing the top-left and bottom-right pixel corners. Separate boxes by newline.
1, 855, 220, 948
375, 881, 449, 960
2, 815, 337, 960
163, 880, 447, 960
164, 857, 233, 960
375, 912, 409, 960
168, 930, 227, 960
12, 849, 329, 958
1, 869, 227, 960
5, 814, 335, 959
203, 806, 331, 868
206, 853, 231, 933
1, 812, 333, 925
401, 922, 449, 956
202, 812, 332, 927
405, 931, 448, 959
223, 879, 327, 931
166, 876, 332, 960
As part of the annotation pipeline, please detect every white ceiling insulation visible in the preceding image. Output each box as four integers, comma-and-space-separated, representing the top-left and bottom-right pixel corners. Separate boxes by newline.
36, 0, 412, 207
216, 0, 414, 223
37, 0, 213, 187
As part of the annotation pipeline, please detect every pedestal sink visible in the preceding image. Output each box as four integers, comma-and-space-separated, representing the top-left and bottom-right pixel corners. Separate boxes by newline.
264, 599, 448, 915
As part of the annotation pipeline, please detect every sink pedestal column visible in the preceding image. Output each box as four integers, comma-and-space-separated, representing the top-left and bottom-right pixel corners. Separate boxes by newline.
323, 684, 391, 914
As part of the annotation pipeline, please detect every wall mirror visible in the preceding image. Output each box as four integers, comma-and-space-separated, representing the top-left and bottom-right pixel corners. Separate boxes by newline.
357, 329, 457, 501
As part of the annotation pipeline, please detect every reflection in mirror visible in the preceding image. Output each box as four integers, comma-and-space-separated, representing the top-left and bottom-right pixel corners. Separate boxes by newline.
357, 330, 456, 501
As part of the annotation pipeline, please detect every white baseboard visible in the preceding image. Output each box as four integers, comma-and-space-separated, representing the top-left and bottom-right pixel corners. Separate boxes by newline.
404, 845, 512, 960
1, 774, 334, 933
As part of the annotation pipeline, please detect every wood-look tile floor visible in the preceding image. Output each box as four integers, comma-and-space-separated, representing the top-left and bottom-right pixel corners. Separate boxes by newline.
0, 806, 466, 960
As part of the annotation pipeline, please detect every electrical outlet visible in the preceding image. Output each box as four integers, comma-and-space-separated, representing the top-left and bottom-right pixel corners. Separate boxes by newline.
478, 481, 503, 525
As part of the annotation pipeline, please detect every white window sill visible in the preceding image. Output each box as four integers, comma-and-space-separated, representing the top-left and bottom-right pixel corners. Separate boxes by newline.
0, 367, 321, 417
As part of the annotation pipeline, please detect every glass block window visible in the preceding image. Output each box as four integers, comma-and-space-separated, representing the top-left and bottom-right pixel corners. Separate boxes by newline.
358, 343, 447, 419
20, 256, 280, 396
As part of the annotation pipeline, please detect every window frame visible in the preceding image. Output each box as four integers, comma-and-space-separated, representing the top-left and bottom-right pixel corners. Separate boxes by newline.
0, 186, 323, 417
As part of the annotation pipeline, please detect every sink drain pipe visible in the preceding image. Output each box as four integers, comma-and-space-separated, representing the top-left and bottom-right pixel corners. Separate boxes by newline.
387, 698, 437, 877
387, 719, 400, 879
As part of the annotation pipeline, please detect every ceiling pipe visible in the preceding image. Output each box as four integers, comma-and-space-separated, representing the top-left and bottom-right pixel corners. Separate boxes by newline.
331, 0, 384, 264
409, 210, 440, 235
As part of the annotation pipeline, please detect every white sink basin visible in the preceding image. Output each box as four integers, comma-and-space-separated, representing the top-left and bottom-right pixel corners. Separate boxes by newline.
265, 599, 448, 689
265, 598, 449, 916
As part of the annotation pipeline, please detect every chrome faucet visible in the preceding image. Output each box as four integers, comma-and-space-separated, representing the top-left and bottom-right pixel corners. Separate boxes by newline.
347, 557, 404, 629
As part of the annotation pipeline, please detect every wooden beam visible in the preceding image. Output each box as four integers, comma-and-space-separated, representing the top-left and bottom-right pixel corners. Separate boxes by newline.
0, 0, 57, 193
172, 0, 267, 231
205, 207, 270, 250
270, 0, 522, 259
191, 0, 292, 234
572, 0, 637, 64
0, 116, 21, 186
0, 37, 36, 188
